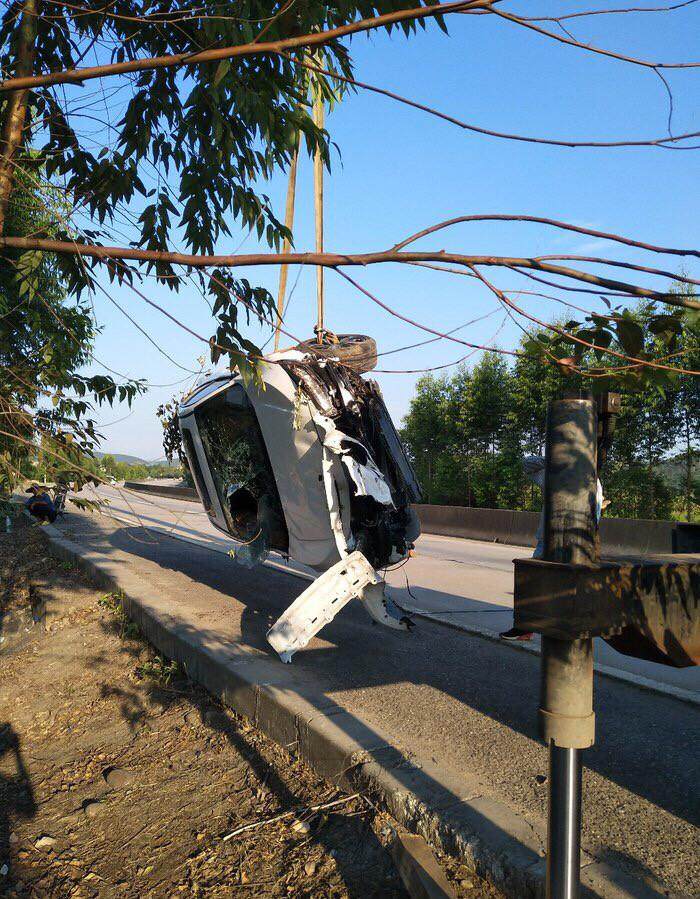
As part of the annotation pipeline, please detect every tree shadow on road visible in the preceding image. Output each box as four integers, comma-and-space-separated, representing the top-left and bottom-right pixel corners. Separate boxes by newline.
103, 522, 700, 831
0, 723, 37, 878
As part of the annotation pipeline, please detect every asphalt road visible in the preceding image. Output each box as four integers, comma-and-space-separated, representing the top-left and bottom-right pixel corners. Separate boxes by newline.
91, 483, 700, 701
51, 486, 700, 895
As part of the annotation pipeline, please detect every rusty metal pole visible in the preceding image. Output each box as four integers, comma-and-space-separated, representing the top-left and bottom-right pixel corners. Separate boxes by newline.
541, 395, 598, 899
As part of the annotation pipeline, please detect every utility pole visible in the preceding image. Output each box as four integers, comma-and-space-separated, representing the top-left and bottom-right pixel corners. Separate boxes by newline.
541, 394, 598, 899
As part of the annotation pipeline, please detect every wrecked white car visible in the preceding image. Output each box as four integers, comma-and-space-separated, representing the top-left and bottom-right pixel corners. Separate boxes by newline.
177, 348, 422, 662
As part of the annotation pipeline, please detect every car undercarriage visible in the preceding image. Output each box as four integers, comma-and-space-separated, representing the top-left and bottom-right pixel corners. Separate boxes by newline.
178, 352, 422, 661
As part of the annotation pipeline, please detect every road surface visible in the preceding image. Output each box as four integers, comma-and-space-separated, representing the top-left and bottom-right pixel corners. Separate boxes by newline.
50, 488, 700, 895
91, 482, 700, 701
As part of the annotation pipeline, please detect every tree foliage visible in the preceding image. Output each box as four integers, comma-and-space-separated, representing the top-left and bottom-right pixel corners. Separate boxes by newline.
401, 304, 700, 521
0, 168, 144, 495
0, 0, 446, 492
0, 0, 444, 370
96, 453, 182, 482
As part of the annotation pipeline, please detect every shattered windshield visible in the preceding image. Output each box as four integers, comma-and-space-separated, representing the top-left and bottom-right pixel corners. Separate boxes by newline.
195, 386, 288, 553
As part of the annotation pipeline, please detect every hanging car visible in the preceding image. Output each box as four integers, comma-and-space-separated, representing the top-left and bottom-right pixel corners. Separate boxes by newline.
177, 339, 422, 662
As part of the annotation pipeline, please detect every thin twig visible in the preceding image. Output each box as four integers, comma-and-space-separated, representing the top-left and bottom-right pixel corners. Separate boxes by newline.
285, 51, 700, 150
221, 792, 361, 842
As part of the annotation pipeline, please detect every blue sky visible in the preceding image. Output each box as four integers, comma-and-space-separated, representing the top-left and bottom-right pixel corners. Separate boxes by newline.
77, 2, 699, 459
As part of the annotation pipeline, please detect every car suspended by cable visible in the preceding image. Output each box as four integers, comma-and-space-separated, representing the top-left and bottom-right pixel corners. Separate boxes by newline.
177, 335, 422, 662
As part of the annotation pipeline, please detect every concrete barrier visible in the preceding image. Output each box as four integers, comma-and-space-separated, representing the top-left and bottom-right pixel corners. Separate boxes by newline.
413, 504, 699, 556
123, 483, 699, 556
124, 481, 199, 502
413, 505, 539, 548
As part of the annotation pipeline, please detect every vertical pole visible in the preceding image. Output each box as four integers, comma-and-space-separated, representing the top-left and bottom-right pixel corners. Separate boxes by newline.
0, 0, 38, 235
312, 88, 325, 342
548, 746, 582, 899
541, 395, 598, 899
274, 139, 299, 351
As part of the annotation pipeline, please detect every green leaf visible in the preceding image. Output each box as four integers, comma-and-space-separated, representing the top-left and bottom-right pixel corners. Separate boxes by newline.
615, 319, 644, 357
648, 314, 682, 335
213, 59, 230, 87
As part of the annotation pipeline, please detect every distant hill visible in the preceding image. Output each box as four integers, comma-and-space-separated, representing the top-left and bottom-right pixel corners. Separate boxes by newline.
95, 451, 176, 467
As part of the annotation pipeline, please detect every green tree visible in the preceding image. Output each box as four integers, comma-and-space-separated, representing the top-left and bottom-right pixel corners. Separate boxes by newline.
400, 374, 452, 504
0, 1, 447, 374
100, 455, 117, 476
600, 302, 686, 520
455, 353, 519, 508
0, 171, 142, 496
672, 299, 700, 521
400, 305, 698, 520
509, 342, 568, 458
460, 353, 512, 457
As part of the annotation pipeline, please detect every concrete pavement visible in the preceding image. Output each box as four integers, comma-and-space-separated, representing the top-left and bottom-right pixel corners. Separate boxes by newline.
42, 493, 700, 896
95, 483, 700, 703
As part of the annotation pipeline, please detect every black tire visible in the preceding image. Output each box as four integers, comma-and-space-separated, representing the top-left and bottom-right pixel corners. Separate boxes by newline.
295, 334, 378, 374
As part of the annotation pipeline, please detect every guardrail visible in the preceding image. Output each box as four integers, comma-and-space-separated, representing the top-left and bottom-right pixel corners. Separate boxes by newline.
123, 482, 699, 554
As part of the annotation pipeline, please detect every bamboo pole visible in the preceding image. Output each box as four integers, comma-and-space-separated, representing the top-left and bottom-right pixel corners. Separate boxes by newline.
274, 139, 299, 351
313, 87, 325, 341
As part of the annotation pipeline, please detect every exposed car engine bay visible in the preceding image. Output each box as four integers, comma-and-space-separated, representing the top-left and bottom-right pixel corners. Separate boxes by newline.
280, 357, 421, 569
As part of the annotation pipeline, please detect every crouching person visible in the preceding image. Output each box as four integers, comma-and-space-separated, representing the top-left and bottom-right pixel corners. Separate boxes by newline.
25, 485, 58, 524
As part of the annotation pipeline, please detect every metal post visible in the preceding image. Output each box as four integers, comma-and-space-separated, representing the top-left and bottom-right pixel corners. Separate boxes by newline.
548, 745, 582, 899
541, 395, 598, 899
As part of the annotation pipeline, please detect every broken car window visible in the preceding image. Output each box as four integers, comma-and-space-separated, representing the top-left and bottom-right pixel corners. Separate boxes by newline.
195, 385, 288, 553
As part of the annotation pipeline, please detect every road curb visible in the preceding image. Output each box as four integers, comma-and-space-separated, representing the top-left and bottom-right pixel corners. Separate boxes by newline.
110, 502, 700, 708
37, 521, 675, 899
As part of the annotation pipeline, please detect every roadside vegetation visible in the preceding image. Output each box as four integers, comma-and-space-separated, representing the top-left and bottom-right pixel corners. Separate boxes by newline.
401, 303, 699, 521
86, 455, 184, 484
0, 519, 499, 898
0, 172, 143, 501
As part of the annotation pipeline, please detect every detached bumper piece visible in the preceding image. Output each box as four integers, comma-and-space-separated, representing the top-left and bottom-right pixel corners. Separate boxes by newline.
267, 551, 413, 663
513, 557, 700, 668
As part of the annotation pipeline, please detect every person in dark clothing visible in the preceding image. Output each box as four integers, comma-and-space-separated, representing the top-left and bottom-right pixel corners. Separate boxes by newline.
25, 486, 57, 523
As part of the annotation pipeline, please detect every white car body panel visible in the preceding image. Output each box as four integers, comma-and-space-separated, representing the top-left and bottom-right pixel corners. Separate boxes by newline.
177, 355, 421, 661
245, 361, 350, 570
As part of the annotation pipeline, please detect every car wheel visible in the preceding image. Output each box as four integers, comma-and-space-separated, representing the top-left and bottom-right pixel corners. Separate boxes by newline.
295, 334, 378, 374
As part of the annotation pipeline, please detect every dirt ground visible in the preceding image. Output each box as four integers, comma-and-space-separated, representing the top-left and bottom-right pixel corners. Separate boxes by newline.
0, 519, 500, 898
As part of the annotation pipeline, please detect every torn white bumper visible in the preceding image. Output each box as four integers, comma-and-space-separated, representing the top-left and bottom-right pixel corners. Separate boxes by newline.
266, 550, 412, 663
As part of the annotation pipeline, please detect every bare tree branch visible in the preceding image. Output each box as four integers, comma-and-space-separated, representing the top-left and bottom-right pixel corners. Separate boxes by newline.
519, 0, 699, 23
470, 266, 700, 375
288, 52, 700, 149
392, 214, 700, 258
0, 0, 490, 93
334, 268, 519, 355
489, 5, 700, 68
2, 234, 696, 309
